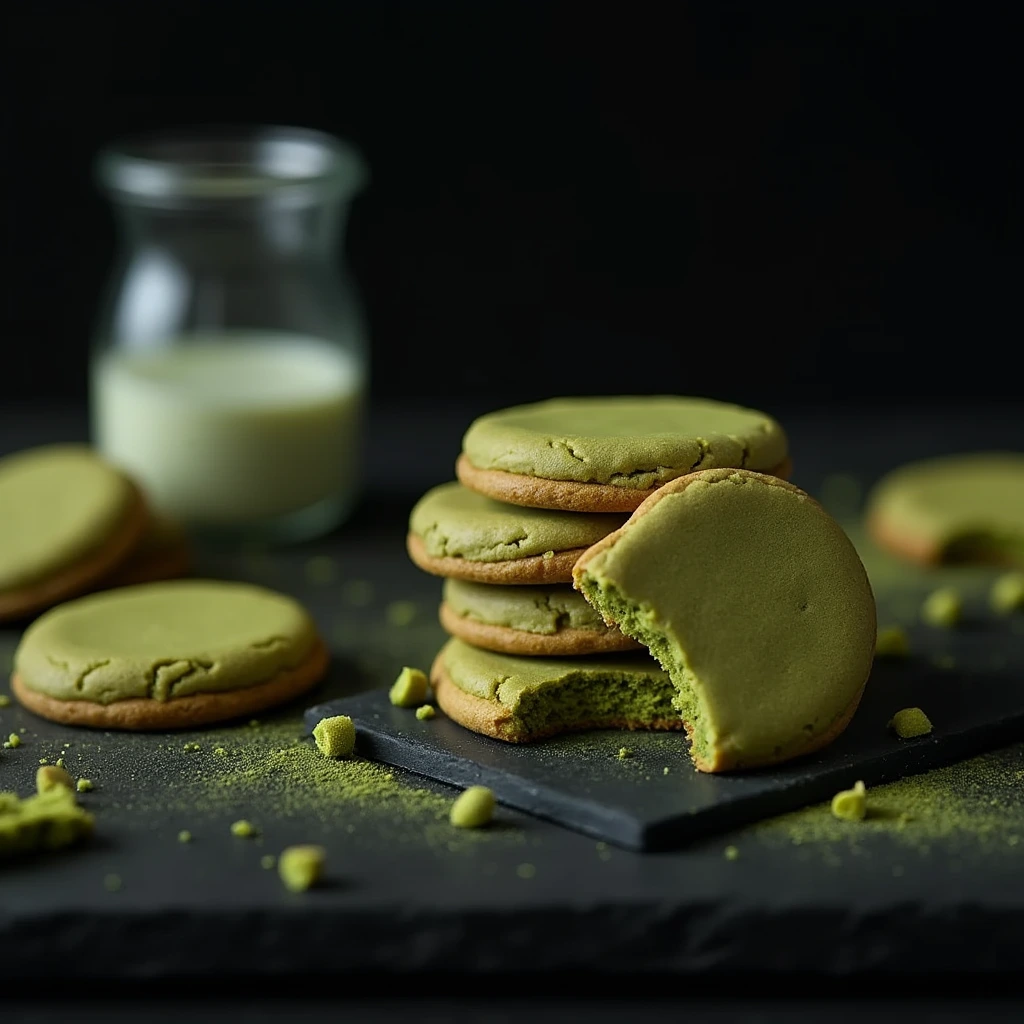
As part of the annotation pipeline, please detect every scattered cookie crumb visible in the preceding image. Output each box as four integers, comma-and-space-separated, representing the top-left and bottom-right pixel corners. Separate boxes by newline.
4, 733, 20, 749
104, 873, 123, 892
516, 863, 537, 879
663, 767, 670, 775
921, 587, 962, 628
875, 626, 909, 658
389, 666, 429, 708
36, 764, 74, 794
0, 695, 9, 707
182, 742, 201, 753
38, 758, 48, 765
889, 707, 933, 739
304, 555, 338, 585
312, 715, 356, 758
231, 819, 257, 838
617, 747, 632, 759
830, 780, 867, 822
991, 572, 1024, 615
541, 550, 555, 560
213, 747, 228, 758
415, 704, 436, 721
386, 600, 418, 627
260, 854, 277, 870
76, 778, 93, 793
278, 844, 326, 892
450, 785, 495, 829
177, 830, 193, 844
724, 845, 740, 860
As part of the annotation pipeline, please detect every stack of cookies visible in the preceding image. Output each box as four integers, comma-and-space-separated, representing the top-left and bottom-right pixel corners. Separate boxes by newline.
405, 396, 881, 772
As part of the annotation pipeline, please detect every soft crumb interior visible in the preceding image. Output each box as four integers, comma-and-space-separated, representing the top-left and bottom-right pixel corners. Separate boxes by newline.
512, 669, 679, 737
577, 573, 710, 764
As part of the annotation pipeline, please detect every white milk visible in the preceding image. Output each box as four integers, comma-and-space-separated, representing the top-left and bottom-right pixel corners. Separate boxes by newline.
92, 334, 365, 528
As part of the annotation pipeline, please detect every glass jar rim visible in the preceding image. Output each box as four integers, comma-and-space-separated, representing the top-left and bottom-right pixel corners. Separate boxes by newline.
96, 125, 368, 202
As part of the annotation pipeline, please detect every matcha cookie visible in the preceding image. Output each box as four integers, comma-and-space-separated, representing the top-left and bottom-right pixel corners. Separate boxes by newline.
408, 482, 625, 585
458, 396, 791, 512
12, 579, 328, 730
0, 445, 149, 622
865, 453, 1024, 566
431, 638, 682, 742
440, 579, 640, 656
574, 469, 876, 772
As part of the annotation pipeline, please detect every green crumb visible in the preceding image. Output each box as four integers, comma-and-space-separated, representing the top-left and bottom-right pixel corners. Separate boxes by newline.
875, 626, 910, 658
386, 600, 418, 627
55, 757, 65, 768
389, 666, 429, 708
922, 587, 962, 628
0, 694, 10, 707
278, 844, 326, 892
182, 742, 201, 753
991, 573, 1024, 614
304, 555, 338, 585
230, 819, 257, 838
312, 715, 356, 758
5, 733, 20, 748
260, 854, 277, 870
541, 550, 555, 560
248, 719, 261, 728
213, 747, 228, 758
0, 788, 94, 858
889, 707, 933, 739
104, 873, 122, 892
343, 579, 374, 606
617, 747, 632, 759
36, 765, 74, 794
724, 845, 740, 861
663, 767, 670, 775
516, 862, 537, 879
177, 830, 193, 844
450, 786, 495, 829
415, 705, 436, 721
76, 779, 93, 793
831, 780, 867, 822
38, 758, 48, 765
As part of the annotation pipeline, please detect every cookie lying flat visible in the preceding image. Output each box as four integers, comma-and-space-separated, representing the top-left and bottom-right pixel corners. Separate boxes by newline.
440, 579, 640, 656
12, 579, 328, 730
431, 638, 681, 742
573, 469, 876, 772
458, 395, 791, 512
0, 445, 149, 622
408, 482, 625, 585
865, 453, 1024, 566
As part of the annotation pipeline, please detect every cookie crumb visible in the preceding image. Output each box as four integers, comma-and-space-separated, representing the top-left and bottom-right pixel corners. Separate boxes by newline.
231, 819, 257, 838
991, 572, 1024, 615
415, 704, 436, 721
386, 600, 418, 627
516, 862, 537, 879
182, 741, 201, 753
922, 588, 962, 628
831, 780, 867, 822
617, 747, 632, 759
663, 767, 670, 775
5, 733, 20, 749
312, 715, 356, 758
260, 854, 277, 870
875, 626, 909, 658
389, 666, 429, 708
0, 695, 9, 707
889, 707, 933, 739
724, 845, 740, 861
36, 764, 74, 794
213, 747, 228, 758
450, 785, 495, 828
76, 778, 93, 793
541, 550, 555, 560
177, 830, 192, 844
278, 844, 326, 892
104, 873, 123, 892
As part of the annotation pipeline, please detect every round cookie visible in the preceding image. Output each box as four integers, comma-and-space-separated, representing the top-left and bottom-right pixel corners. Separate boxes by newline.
440, 579, 640, 656
573, 469, 876, 773
408, 482, 625, 585
458, 395, 791, 512
99, 515, 191, 589
11, 579, 328, 730
865, 453, 1024, 566
431, 637, 682, 743
0, 445, 149, 622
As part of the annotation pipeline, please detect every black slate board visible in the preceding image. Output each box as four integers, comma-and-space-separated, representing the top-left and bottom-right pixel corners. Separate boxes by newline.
305, 608, 1024, 851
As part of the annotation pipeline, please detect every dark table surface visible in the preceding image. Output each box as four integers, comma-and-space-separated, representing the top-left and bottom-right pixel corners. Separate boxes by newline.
2, 399, 1024, 1015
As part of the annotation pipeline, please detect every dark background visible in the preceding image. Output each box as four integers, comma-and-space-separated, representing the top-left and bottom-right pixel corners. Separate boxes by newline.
2, 1, 1020, 409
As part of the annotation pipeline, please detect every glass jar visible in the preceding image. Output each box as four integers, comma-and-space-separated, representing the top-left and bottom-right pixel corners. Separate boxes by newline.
91, 126, 369, 542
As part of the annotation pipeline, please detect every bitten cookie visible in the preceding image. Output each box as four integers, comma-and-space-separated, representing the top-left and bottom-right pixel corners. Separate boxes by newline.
573, 469, 876, 772
12, 579, 328, 730
457, 395, 791, 512
431, 638, 681, 742
0, 445, 149, 622
407, 481, 625, 585
440, 579, 640, 656
865, 453, 1024, 566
